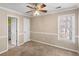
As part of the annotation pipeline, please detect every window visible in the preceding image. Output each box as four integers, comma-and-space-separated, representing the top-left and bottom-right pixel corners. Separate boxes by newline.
58, 14, 75, 43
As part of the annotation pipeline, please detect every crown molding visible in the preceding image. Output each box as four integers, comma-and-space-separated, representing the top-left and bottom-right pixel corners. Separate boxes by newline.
47, 7, 78, 15
0, 6, 31, 18
0, 6, 24, 16
30, 6, 78, 18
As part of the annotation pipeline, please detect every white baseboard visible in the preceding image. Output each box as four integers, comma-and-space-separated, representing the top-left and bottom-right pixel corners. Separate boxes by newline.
32, 40, 79, 54
18, 43, 24, 46
24, 40, 31, 44
18, 39, 31, 46
0, 49, 8, 54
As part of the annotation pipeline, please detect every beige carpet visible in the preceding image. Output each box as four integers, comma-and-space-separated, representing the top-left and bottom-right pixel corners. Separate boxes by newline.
0, 41, 79, 56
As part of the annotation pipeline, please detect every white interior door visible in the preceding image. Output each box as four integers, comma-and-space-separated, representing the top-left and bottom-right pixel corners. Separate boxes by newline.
24, 17, 30, 42
11, 17, 17, 46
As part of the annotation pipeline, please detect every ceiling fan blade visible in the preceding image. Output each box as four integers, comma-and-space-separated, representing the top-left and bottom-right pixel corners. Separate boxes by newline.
40, 4, 46, 8
27, 5, 35, 9
39, 10, 47, 13
26, 10, 33, 13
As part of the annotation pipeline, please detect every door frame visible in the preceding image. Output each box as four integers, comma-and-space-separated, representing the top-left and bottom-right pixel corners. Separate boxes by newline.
7, 14, 19, 50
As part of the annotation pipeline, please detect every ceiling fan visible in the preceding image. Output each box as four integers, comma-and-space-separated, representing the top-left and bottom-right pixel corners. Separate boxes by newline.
26, 3, 47, 16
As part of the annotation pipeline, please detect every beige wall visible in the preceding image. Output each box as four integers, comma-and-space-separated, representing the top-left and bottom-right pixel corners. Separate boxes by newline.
30, 14, 58, 33
0, 8, 24, 52
30, 9, 78, 51
0, 10, 7, 52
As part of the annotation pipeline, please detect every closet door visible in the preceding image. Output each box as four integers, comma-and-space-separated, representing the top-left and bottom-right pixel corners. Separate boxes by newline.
24, 17, 30, 43
11, 18, 17, 46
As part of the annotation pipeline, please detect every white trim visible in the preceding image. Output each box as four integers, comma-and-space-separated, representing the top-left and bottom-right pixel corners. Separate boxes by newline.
30, 31, 58, 36
72, 14, 75, 43
17, 15, 19, 46
0, 7, 23, 16
0, 49, 8, 54
18, 42, 24, 46
6, 16, 8, 54
18, 39, 30, 46
32, 40, 79, 54
58, 15, 60, 41
31, 31, 78, 38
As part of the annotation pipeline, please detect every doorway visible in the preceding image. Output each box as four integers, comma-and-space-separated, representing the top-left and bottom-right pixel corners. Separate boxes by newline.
8, 17, 18, 49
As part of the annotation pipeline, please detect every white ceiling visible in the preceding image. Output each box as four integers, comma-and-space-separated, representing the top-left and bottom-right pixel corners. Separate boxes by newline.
0, 3, 78, 17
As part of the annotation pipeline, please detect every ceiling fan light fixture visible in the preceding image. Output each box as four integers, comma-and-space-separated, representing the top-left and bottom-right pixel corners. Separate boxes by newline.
34, 11, 40, 16
26, 3, 47, 16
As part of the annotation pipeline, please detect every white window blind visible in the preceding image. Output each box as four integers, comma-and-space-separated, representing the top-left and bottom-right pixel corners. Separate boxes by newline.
58, 14, 75, 43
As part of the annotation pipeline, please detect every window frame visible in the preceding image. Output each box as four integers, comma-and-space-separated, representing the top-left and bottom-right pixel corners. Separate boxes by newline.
58, 14, 75, 43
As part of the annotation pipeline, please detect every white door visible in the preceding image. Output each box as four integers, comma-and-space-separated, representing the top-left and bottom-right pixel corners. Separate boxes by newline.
11, 17, 17, 46
24, 17, 30, 42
